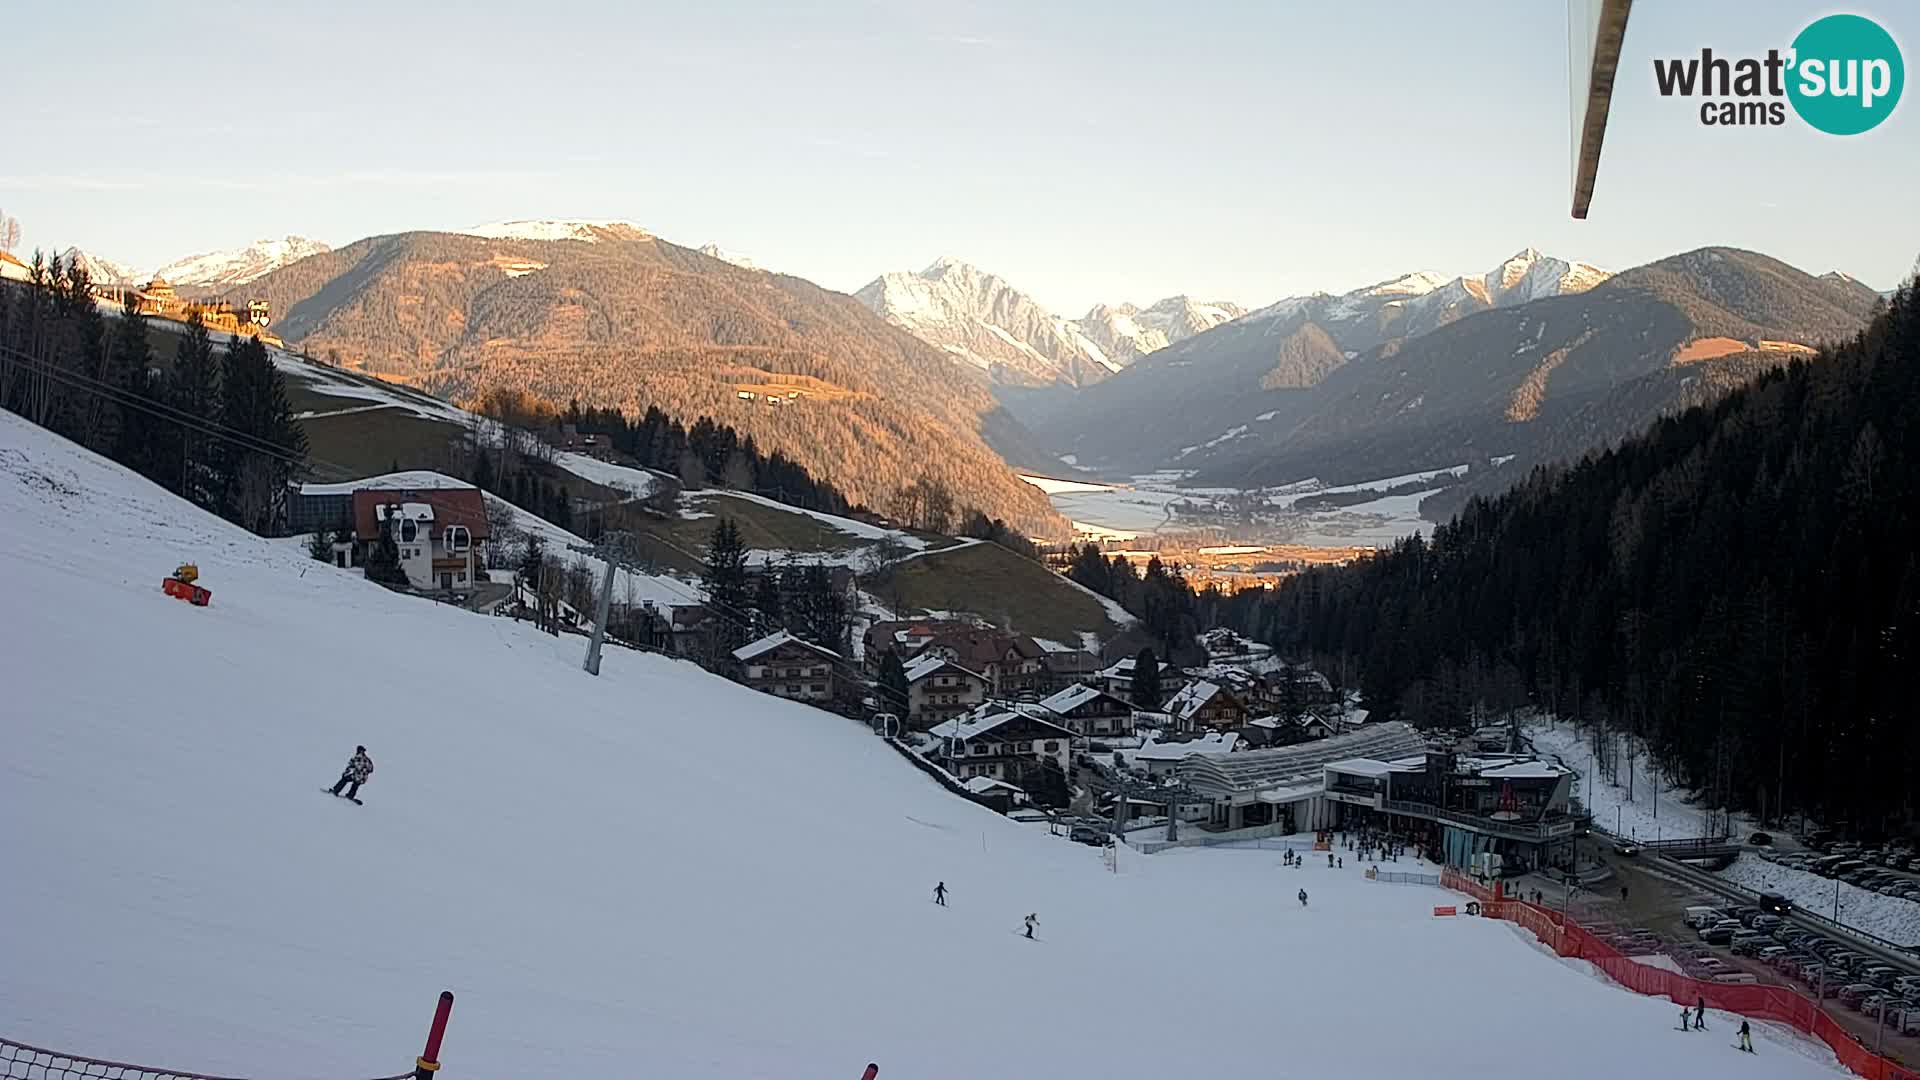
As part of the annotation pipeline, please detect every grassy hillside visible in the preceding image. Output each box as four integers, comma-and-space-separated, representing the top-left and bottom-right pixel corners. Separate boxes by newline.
878, 541, 1128, 644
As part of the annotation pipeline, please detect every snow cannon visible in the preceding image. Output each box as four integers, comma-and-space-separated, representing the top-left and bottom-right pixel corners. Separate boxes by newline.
162, 564, 212, 606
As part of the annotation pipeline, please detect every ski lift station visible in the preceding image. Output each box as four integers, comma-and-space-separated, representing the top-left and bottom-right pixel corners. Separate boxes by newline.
1172, 722, 1585, 871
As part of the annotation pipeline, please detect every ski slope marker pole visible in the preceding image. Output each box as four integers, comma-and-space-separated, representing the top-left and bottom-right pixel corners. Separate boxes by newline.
415, 991, 454, 1079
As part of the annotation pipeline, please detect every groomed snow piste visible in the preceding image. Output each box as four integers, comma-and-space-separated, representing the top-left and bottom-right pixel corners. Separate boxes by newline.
0, 413, 1848, 1080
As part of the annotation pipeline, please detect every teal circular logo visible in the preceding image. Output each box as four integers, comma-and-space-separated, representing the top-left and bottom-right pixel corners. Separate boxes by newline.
1787, 14, 1904, 135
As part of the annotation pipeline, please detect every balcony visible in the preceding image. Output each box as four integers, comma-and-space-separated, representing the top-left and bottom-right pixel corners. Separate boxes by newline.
1380, 798, 1591, 843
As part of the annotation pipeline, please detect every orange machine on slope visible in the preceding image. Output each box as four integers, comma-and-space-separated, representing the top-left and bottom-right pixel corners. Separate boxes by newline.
161, 563, 211, 606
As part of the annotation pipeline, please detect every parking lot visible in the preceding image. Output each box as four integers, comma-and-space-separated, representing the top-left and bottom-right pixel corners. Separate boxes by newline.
1565, 846, 1920, 1066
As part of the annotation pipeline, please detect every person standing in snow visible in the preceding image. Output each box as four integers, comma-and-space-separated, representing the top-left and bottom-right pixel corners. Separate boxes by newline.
1023, 913, 1038, 939
1338, 856, 1343, 869
1679, 1006, 1691, 1031
1327, 852, 1334, 868
1737, 1020, 1753, 1052
933, 882, 948, 907
1693, 997, 1706, 1031
1298, 888, 1308, 907
329, 746, 373, 801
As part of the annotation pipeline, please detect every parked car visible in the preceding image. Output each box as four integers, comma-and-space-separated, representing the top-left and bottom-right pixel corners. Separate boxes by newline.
1696, 957, 1731, 975
1841, 984, 1875, 1008
1862, 966, 1900, 989
1067, 824, 1106, 846
1731, 936, 1768, 957
1750, 831, 1773, 846
1752, 914, 1784, 933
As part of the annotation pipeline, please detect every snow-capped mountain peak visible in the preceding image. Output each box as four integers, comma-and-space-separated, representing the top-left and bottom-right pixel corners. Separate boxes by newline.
459, 219, 651, 243
856, 259, 1231, 386
151, 236, 331, 288
697, 243, 758, 270
61, 248, 144, 285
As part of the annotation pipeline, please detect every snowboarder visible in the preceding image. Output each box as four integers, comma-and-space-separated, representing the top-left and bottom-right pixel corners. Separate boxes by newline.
1737, 1020, 1753, 1053
933, 882, 947, 907
1298, 888, 1308, 907
329, 746, 373, 803
1023, 913, 1038, 939
1693, 997, 1706, 1031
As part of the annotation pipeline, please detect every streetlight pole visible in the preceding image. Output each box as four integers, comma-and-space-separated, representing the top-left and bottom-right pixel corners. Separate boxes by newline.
1833, 878, 1841, 923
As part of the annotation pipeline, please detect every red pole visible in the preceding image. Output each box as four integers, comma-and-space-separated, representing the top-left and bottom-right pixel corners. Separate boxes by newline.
415, 991, 454, 1080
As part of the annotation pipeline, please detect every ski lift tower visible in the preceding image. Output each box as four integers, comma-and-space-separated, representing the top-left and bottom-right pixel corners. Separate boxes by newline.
1103, 772, 1212, 844
568, 529, 644, 676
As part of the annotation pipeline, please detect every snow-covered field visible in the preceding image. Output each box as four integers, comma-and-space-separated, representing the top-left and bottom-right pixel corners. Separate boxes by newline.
1021, 468, 1449, 549
1721, 857, 1920, 948
0, 413, 1848, 1080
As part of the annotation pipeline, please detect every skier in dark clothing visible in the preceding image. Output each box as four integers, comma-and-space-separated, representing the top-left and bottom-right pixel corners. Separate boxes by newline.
329, 746, 374, 802
1737, 1020, 1753, 1052
1693, 998, 1706, 1030
1298, 888, 1308, 907
1328, 852, 1335, 867
933, 882, 948, 906
1023, 913, 1038, 939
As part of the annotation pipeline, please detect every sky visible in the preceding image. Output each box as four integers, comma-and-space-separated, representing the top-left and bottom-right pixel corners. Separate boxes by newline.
5, 0, 1916, 312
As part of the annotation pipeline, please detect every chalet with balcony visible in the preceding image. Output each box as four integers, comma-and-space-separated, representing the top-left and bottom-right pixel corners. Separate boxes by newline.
904, 655, 989, 730
349, 487, 490, 592
732, 631, 840, 704
1037, 683, 1135, 741
928, 707, 1075, 784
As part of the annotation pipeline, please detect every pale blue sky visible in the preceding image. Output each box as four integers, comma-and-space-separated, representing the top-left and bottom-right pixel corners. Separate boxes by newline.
6, 0, 1915, 311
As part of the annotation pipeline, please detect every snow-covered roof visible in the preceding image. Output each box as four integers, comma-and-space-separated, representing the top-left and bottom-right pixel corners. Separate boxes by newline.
962, 776, 1023, 795
1178, 722, 1428, 796
1478, 760, 1570, 781
928, 709, 1071, 743
1166, 680, 1224, 722
904, 654, 982, 684
1039, 683, 1113, 715
1133, 732, 1239, 762
1325, 758, 1396, 778
300, 471, 474, 496
732, 630, 840, 663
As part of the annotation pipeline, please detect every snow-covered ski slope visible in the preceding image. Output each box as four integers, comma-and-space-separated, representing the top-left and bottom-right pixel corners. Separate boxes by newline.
0, 413, 1847, 1080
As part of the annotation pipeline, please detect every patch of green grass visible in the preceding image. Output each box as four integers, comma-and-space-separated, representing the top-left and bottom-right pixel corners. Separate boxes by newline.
300, 407, 466, 480
880, 542, 1119, 643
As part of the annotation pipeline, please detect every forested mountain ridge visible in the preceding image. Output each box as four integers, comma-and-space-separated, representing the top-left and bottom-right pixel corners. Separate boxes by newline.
224, 231, 1064, 534
1253, 277, 1918, 829
1186, 247, 1880, 489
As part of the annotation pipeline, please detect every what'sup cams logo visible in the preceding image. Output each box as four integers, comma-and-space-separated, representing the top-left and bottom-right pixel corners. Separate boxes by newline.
1654, 13, 1903, 133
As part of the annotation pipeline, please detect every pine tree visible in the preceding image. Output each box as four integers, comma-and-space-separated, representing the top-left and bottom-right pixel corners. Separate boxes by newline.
1132, 647, 1162, 709
878, 650, 911, 716
168, 311, 221, 507
751, 569, 784, 637
363, 517, 408, 586
701, 517, 752, 656
217, 335, 307, 534
800, 562, 846, 651
105, 291, 152, 467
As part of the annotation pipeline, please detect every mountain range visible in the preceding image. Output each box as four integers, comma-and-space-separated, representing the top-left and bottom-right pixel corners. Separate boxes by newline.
65, 236, 331, 289
855, 258, 1241, 387
218, 226, 1063, 533
999, 248, 1878, 507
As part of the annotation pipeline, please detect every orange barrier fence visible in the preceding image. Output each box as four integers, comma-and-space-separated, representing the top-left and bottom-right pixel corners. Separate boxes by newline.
1438, 870, 1919, 1080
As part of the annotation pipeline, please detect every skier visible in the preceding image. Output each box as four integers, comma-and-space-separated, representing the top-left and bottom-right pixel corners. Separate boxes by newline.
1693, 997, 1706, 1031
1298, 888, 1308, 907
328, 745, 374, 803
933, 882, 948, 907
1338, 856, 1343, 869
1679, 1006, 1692, 1031
1328, 852, 1335, 868
1737, 1020, 1753, 1053
1023, 913, 1038, 940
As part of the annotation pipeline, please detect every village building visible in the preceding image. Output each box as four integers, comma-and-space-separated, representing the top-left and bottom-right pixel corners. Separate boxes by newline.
903, 654, 989, 730
1037, 683, 1135, 741
731, 631, 840, 704
1097, 654, 1165, 700
1036, 648, 1101, 695
543, 423, 617, 461
928, 707, 1074, 784
1130, 731, 1241, 778
862, 618, 975, 678
1173, 722, 1430, 835
347, 487, 490, 592
1165, 680, 1249, 733
0, 250, 31, 283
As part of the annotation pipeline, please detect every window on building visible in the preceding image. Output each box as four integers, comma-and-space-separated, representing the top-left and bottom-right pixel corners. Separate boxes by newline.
1044, 741, 1059, 752
809, 684, 825, 694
